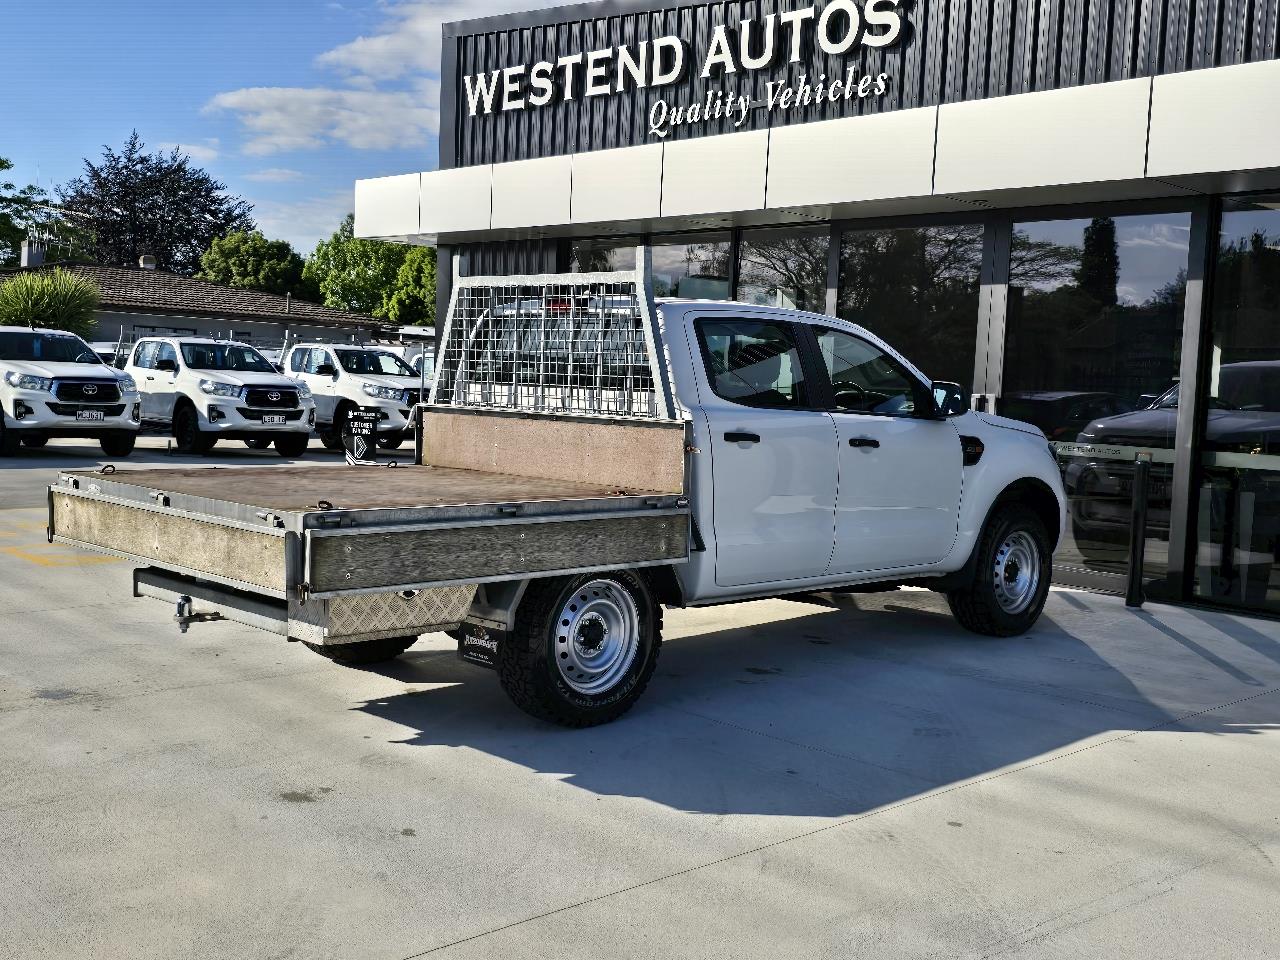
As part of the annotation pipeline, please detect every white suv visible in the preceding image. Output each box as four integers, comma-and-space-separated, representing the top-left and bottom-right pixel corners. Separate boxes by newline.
126, 337, 316, 456
0, 326, 141, 457
285, 344, 424, 451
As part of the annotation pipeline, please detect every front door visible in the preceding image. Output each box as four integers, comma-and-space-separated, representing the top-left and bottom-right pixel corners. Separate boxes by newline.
695, 316, 838, 588
809, 325, 963, 574
294, 348, 339, 423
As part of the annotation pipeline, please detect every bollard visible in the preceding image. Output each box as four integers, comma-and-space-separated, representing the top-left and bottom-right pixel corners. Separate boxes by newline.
1125, 455, 1152, 608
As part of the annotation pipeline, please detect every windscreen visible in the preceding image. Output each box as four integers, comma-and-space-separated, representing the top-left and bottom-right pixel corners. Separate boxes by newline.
180, 343, 274, 372
335, 349, 415, 377
0, 331, 102, 364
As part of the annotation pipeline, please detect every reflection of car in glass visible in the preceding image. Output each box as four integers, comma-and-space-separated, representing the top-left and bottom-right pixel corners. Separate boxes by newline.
1064, 362, 1280, 551
1000, 391, 1133, 440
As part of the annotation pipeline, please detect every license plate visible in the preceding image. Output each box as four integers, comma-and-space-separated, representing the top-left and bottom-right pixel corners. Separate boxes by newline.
262, 415, 286, 425
76, 410, 105, 422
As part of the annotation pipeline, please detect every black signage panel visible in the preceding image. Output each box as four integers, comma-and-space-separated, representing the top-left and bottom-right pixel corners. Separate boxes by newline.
344, 408, 380, 465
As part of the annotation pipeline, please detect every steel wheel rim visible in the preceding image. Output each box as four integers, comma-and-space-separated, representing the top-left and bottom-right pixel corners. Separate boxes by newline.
993, 530, 1041, 615
553, 579, 640, 696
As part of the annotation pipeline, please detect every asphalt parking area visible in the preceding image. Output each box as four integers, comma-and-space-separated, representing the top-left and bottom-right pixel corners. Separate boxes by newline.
2, 441, 1279, 959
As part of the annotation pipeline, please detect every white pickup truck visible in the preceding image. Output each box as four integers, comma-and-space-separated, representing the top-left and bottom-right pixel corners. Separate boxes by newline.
49, 253, 1066, 727
0, 326, 141, 456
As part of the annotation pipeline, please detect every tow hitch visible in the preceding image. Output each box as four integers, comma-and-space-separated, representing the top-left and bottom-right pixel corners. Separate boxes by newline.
174, 595, 226, 634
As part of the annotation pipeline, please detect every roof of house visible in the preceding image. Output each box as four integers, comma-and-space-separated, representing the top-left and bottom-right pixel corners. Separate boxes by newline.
43, 264, 383, 331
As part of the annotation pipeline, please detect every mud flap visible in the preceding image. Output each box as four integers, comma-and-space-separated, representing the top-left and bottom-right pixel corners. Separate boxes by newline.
455, 623, 502, 669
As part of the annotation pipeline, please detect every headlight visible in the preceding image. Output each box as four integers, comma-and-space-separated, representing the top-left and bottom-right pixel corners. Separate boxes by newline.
294, 382, 312, 400
3, 371, 53, 391
361, 382, 402, 401
200, 379, 242, 398
117, 374, 137, 393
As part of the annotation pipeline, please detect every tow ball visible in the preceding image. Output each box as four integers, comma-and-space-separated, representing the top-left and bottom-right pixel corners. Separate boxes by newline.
174, 595, 226, 634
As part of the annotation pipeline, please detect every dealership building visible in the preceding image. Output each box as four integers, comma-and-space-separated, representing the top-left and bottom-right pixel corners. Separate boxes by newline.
355, 0, 1280, 617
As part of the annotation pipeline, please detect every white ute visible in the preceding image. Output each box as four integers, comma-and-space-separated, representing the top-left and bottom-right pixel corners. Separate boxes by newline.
0, 326, 141, 457
50, 253, 1067, 727
285, 343, 423, 451
125, 337, 316, 457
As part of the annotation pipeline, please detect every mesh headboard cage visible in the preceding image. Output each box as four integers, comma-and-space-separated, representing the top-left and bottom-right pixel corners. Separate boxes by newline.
430, 249, 676, 421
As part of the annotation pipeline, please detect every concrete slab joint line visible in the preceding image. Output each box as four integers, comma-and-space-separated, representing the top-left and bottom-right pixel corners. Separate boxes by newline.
397, 684, 1280, 959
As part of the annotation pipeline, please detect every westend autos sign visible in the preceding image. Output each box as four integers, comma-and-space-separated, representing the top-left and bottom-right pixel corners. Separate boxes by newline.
461, 0, 904, 139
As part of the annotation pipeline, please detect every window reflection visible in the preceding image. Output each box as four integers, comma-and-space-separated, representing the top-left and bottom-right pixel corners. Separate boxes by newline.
738, 227, 829, 312
836, 224, 983, 395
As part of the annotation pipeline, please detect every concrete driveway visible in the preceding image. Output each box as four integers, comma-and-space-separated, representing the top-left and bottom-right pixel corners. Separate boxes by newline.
2, 441, 1278, 958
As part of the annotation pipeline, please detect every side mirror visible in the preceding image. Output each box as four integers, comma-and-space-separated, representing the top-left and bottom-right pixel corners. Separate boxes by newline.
932, 382, 968, 417
314, 363, 337, 377
155, 358, 178, 374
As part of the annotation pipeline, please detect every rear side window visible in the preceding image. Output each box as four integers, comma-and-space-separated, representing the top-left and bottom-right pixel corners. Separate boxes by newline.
697, 319, 809, 409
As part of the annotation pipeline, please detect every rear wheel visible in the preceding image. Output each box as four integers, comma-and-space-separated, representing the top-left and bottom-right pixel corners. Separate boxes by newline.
21, 436, 48, 449
273, 433, 309, 458
947, 504, 1052, 637
304, 635, 417, 665
499, 571, 661, 727
243, 438, 272, 450
173, 405, 215, 455
99, 432, 136, 457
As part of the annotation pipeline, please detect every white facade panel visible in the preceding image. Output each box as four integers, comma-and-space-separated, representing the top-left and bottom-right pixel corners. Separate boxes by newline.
419, 166, 493, 235
1148, 60, 1280, 178
934, 78, 1151, 195
571, 144, 663, 224
353, 173, 420, 238
491, 155, 572, 229
661, 129, 769, 217
766, 107, 937, 210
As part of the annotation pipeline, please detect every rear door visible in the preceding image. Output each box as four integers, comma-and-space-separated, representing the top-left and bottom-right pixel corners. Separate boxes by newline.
693, 315, 838, 587
807, 324, 963, 574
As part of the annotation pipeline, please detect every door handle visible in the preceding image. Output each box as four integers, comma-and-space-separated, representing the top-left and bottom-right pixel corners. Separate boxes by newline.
724, 431, 761, 444
145, 376, 155, 381
848, 437, 880, 448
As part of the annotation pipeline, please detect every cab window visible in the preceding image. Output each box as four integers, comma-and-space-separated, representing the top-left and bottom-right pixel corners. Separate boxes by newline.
155, 342, 179, 369
289, 348, 309, 373
813, 326, 924, 417
696, 319, 810, 409
132, 341, 158, 369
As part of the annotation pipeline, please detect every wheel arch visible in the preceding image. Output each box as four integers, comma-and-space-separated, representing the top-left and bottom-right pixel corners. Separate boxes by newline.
988, 477, 1063, 553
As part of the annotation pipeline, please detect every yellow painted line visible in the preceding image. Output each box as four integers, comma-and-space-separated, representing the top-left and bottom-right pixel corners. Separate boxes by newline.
0, 545, 122, 567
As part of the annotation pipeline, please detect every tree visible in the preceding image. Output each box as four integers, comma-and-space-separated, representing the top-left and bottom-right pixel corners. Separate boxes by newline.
0, 156, 46, 268
383, 246, 437, 326
198, 230, 316, 299
1076, 217, 1119, 307
0, 268, 100, 338
303, 214, 407, 317
57, 132, 254, 275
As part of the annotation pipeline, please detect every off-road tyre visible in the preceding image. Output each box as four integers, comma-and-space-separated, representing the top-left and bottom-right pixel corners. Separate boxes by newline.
243, 438, 272, 450
21, 435, 48, 448
174, 405, 215, 455
273, 433, 309, 458
0, 418, 22, 456
947, 504, 1052, 637
99, 432, 136, 457
304, 635, 418, 665
498, 571, 662, 728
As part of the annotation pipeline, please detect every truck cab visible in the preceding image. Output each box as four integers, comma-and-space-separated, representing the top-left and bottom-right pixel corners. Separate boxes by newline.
284, 343, 424, 451
0, 326, 141, 457
125, 336, 316, 456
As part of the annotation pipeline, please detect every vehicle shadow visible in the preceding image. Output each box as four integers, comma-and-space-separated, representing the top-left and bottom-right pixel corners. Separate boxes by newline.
354, 592, 1280, 818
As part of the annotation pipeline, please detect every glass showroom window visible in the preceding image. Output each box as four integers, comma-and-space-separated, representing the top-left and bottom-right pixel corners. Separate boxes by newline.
737, 227, 829, 312
1001, 213, 1192, 587
568, 236, 644, 271
836, 224, 984, 395
651, 233, 731, 299
1192, 196, 1280, 614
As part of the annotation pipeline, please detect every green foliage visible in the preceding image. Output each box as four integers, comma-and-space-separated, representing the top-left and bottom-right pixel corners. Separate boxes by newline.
0, 268, 100, 337
57, 132, 255, 275
199, 230, 316, 299
303, 214, 408, 318
384, 246, 437, 326
0, 155, 47, 268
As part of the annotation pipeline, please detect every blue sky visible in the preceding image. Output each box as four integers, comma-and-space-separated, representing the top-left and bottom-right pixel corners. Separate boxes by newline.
3, 0, 541, 253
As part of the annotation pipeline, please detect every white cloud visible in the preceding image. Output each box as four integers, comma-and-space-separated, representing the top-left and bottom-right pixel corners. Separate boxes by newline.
158, 139, 220, 163
252, 190, 353, 254
244, 168, 306, 183
205, 85, 438, 155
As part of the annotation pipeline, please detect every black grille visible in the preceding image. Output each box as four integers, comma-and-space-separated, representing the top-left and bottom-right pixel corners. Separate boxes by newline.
236, 407, 305, 422
243, 388, 298, 409
55, 380, 121, 403
47, 403, 126, 417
